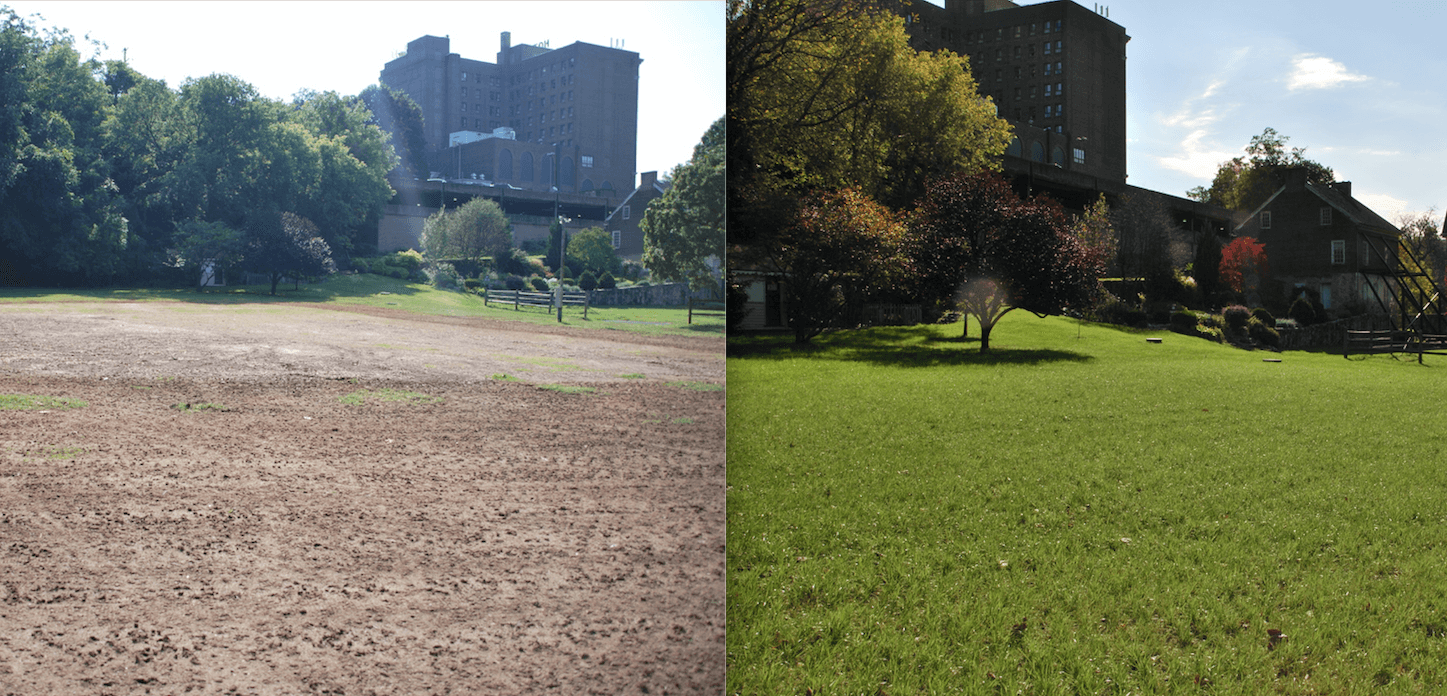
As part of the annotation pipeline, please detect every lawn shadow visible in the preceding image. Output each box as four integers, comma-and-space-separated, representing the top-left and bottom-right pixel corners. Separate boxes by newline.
729, 326, 1093, 367
0, 274, 427, 306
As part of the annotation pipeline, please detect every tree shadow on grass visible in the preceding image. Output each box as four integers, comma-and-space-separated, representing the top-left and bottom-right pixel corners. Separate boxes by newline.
729, 327, 1093, 367
0, 273, 427, 306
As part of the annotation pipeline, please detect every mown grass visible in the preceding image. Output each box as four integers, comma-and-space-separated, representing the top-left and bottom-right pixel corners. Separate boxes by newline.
0, 274, 724, 337
728, 313, 1447, 694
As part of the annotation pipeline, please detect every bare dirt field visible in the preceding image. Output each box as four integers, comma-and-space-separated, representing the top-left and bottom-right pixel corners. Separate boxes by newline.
0, 301, 724, 695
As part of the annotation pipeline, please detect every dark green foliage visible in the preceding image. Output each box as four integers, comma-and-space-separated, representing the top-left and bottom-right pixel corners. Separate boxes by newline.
505, 274, 526, 291
497, 247, 534, 277
578, 269, 598, 292
529, 276, 549, 292
463, 278, 482, 291
1223, 305, 1251, 330
1193, 232, 1223, 304
1289, 296, 1318, 326
1170, 310, 1199, 334
1251, 307, 1275, 327
1248, 316, 1280, 347
598, 270, 617, 290
1122, 309, 1148, 328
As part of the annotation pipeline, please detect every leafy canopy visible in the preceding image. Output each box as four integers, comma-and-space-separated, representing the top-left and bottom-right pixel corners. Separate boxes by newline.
641, 116, 724, 290
1187, 128, 1334, 212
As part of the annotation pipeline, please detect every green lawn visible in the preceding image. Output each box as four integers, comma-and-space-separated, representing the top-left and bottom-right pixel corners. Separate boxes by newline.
0, 273, 723, 338
728, 313, 1447, 694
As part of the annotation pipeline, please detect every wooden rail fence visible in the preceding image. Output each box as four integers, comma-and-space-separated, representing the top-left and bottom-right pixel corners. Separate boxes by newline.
484, 289, 590, 319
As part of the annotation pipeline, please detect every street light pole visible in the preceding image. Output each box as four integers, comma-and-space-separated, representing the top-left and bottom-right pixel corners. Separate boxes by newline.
552, 142, 564, 322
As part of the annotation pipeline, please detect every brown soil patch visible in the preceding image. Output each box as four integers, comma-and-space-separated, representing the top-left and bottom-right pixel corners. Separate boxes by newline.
0, 302, 724, 694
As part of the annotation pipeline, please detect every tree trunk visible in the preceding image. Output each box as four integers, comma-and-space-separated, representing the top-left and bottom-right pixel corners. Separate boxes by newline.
979, 317, 994, 352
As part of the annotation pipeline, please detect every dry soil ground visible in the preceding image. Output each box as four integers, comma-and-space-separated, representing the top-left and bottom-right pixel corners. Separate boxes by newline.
0, 301, 725, 695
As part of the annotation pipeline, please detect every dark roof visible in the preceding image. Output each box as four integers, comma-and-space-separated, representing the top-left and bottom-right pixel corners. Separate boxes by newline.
1306, 182, 1399, 237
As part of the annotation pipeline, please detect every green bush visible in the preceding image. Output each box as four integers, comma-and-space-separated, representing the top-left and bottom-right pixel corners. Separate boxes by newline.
598, 271, 617, 290
429, 262, 461, 290
1248, 316, 1280, 347
391, 249, 424, 272
1289, 296, 1317, 325
505, 274, 526, 291
1169, 310, 1199, 334
578, 269, 598, 291
463, 278, 483, 291
1223, 305, 1251, 330
1251, 307, 1276, 326
529, 276, 550, 292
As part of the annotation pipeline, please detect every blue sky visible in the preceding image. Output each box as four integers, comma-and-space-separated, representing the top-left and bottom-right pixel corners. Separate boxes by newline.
7, 1, 725, 187
917, 0, 1446, 224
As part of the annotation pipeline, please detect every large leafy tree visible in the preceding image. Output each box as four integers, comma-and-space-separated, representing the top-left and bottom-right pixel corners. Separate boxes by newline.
1219, 236, 1269, 304
914, 173, 1099, 351
360, 83, 429, 179
0, 13, 129, 285
764, 188, 906, 344
567, 227, 622, 277
728, 0, 1011, 249
421, 197, 513, 270
641, 116, 724, 290
1187, 128, 1334, 213
243, 211, 336, 295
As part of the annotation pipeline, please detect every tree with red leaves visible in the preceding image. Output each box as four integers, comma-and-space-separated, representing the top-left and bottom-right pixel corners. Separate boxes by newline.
911, 173, 1101, 352
1219, 236, 1269, 303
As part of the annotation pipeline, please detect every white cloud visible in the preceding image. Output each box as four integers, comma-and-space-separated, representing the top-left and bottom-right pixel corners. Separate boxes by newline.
1287, 54, 1369, 90
1154, 129, 1236, 180
1355, 192, 1411, 223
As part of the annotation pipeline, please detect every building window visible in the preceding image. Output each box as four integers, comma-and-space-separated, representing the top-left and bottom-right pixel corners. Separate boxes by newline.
1044, 84, 1052, 97
1260, 210, 1272, 229
1044, 62, 1052, 75
1056, 61, 1063, 73
1331, 239, 1346, 265
461, 71, 467, 80
461, 102, 467, 113
498, 149, 513, 179
1043, 42, 1051, 55
1320, 207, 1332, 226
520, 152, 534, 181
1055, 40, 1062, 52
1073, 148, 1086, 165
622, 205, 631, 220
1014, 46, 1021, 59
1056, 82, 1063, 94
581, 155, 593, 168
460, 117, 467, 128
1044, 105, 1053, 117
611, 230, 621, 249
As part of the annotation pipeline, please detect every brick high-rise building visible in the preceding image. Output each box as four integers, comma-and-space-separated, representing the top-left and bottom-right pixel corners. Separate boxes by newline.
380, 33, 641, 199
897, 0, 1128, 191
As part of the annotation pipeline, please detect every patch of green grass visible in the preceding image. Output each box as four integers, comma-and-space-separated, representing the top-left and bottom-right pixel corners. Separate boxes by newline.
536, 384, 597, 395
620, 373, 646, 379
38, 445, 86, 460
665, 380, 724, 392
728, 313, 1447, 694
0, 394, 87, 410
501, 355, 580, 371
491, 373, 521, 382
338, 388, 442, 406
172, 402, 228, 412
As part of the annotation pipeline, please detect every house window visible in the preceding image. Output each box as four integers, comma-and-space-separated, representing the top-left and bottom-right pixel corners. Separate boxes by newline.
1260, 210, 1272, 229
1331, 239, 1346, 265
622, 205, 631, 220
1320, 207, 1332, 226
611, 230, 621, 249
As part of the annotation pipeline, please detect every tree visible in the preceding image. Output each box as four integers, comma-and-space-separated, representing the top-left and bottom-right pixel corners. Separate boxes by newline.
421, 197, 512, 269
1187, 128, 1334, 213
765, 188, 905, 343
728, 0, 1012, 249
567, 227, 622, 277
243, 211, 336, 295
1074, 194, 1117, 282
170, 218, 246, 289
1192, 230, 1224, 306
1112, 192, 1189, 284
1396, 210, 1446, 318
910, 173, 1099, 351
1219, 236, 1269, 305
641, 117, 724, 290
360, 84, 429, 179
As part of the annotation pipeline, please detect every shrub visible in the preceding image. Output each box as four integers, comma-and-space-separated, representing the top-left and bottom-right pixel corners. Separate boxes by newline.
529, 276, 550, 292
1122, 309, 1148, 328
1248, 316, 1280, 347
463, 278, 483, 291
1223, 305, 1251, 330
505, 274, 526, 291
578, 269, 598, 291
1169, 310, 1199, 334
389, 267, 406, 280
428, 262, 461, 290
1251, 307, 1275, 326
1289, 296, 1317, 325
598, 270, 617, 290
391, 249, 425, 272
520, 238, 547, 254
352, 258, 371, 273
1201, 313, 1224, 329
